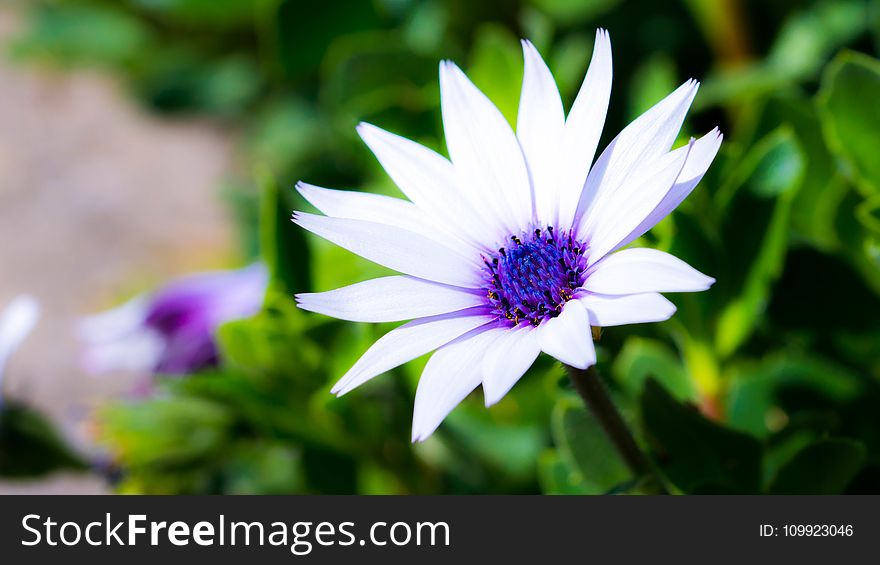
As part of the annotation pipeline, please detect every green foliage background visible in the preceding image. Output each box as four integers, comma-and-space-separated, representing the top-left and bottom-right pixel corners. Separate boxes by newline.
6, 0, 880, 494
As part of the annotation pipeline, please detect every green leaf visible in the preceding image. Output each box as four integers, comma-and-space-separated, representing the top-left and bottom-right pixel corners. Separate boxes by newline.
716, 127, 804, 357
137, 53, 262, 116
762, 428, 818, 490
527, 0, 621, 24
246, 99, 324, 175
446, 408, 546, 482
467, 24, 522, 127
222, 441, 304, 494
0, 403, 88, 478
857, 194, 880, 235
641, 379, 762, 493
753, 93, 848, 249
627, 54, 678, 122
217, 291, 315, 379
272, 0, 382, 79
127, 0, 260, 28
321, 32, 436, 120
716, 125, 805, 209
818, 51, 880, 196
551, 395, 632, 494
258, 172, 312, 295
547, 34, 593, 101
537, 450, 590, 494
725, 354, 863, 438
696, 0, 869, 109
613, 337, 697, 403
768, 438, 866, 494
12, 4, 152, 67
100, 396, 232, 469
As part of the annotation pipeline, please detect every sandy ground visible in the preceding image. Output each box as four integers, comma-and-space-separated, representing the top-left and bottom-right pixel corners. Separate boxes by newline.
0, 8, 236, 494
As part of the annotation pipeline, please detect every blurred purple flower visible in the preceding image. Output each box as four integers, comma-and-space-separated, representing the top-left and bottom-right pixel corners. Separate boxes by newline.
78, 264, 268, 377
0, 295, 40, 407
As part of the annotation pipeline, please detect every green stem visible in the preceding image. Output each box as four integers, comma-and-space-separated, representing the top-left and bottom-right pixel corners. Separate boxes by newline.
564, 364, 665, 493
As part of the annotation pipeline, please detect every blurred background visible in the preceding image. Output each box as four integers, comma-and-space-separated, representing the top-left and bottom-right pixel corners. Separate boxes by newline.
0, 0, 878, 495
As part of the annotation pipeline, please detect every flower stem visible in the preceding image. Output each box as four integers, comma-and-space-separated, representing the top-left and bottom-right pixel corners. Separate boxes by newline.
564, 364, 663, 492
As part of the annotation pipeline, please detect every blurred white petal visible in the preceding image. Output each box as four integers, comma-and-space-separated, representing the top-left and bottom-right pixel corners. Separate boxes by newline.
77, 294, 150, 343
77, 293, 163, 375
0, 295, 40, 400
81, 327, 165, 376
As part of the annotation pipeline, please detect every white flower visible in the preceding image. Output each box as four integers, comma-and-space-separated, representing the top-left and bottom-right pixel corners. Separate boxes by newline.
0, 295, 40, 407
293, 30, 722, 441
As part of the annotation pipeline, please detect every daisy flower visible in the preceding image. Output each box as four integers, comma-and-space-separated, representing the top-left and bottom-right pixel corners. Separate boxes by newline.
293, 30, 722, 441
0, 295, 40, 408
78, 264, 268, 377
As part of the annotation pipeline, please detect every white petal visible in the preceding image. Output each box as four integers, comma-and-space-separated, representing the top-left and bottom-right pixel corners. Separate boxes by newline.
616, 128, 723, 249
585, 248, 715, 295
77, 294, 149, 343
440, 61, 534, 233
80, 327, 166, 375
75, 290, 165, 375
292, 212, 481, 288
579, 292, 676, 327
517, 40, 565, 224
556, 29, 613, 229
482, 326, 540, 406
295, 182, 476, 257
331, 311, 493, 396
296, 276, 484, 323
412, 327, 505, 441
76, 293, 165, 375
574, 79, 699, 230
582, 138, 694, 262
538, 300, 596, 369
356, 123, 492, 246
0, 296, 40, 394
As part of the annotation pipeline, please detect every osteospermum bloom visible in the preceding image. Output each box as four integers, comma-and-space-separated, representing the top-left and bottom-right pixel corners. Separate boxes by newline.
294, 30, 722, 441
78, 264, 268, 376
0, 295, 40, 408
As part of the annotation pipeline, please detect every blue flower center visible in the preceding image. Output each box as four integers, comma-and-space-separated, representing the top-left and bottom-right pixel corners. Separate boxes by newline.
482, 227, 588, 327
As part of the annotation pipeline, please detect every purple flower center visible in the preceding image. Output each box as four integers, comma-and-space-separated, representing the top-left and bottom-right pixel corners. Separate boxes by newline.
482, 227, 588, 327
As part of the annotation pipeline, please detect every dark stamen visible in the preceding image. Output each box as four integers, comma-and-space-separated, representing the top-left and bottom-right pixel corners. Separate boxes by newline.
481, 227, 588, 328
